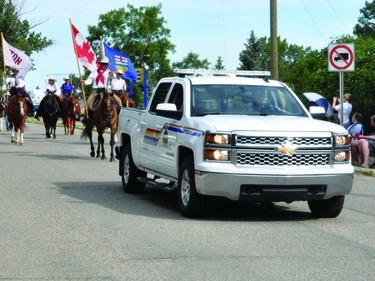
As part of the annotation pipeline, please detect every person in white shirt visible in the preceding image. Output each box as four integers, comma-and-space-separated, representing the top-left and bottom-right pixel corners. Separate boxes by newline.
35, 76, 62, 119
6, 65, 35, 115
81, 57, 122, 118
43, 76, 60, 95
111, 69, 127, 94
332, 93, 353, 129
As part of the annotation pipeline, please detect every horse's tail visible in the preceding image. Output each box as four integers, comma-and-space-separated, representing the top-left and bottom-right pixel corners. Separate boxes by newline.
80, 120, 94, 141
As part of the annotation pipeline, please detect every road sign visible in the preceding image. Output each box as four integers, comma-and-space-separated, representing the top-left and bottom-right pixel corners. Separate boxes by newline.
328, 43, 355, 72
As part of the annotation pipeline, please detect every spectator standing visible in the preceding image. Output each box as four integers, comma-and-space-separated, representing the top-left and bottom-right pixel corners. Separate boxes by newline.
332, 93, 352, 129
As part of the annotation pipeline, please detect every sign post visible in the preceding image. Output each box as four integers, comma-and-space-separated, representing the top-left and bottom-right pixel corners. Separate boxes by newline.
328, 43, 355, 127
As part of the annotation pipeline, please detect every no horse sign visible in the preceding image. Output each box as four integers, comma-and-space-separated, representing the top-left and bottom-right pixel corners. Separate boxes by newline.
328, 43, 355, 72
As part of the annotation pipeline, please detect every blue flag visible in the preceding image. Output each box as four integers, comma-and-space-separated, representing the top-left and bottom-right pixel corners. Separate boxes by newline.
103, 43, 137, 83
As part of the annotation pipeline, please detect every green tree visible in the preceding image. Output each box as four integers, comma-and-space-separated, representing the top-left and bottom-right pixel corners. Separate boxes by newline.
354, 0, 375, 37
86, 3, 175, 104
0, 0, 53, 88
238, 30, 267, 70
172, 51, 210, 69
213, 56, 225, 70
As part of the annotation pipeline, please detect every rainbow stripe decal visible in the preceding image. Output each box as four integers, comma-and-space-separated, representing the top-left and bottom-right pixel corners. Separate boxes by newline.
144, 128, 161, 146
167, 124, 203, 137
143, 125, 203, 146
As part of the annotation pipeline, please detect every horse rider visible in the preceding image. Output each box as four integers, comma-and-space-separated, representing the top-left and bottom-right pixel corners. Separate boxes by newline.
6, 65, 35, 116
60, 76, 75, 105
111, 69, 128, 107
35, 75, 63, 119
81, 56, 122, 120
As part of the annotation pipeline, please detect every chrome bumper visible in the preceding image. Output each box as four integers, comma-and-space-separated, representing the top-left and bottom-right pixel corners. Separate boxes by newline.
194, 171, 353, 201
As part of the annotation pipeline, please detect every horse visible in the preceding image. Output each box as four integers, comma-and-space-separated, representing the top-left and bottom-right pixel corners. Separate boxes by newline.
38, 91, 62, 139
62, 95, 82, 135
80, 90, 118, 162
5, 93, 28, 145
113, 90, 137, 108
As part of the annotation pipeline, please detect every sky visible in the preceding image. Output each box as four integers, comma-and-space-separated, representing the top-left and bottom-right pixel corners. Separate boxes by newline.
14, 0, 368, 90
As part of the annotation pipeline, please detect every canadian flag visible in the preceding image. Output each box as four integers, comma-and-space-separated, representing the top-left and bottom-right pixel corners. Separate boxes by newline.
70, 21, 98, 72
1, 34, 32, 77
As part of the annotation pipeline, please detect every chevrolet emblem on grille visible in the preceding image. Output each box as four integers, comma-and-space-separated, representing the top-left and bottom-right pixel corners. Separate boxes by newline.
277, 140, 298, 155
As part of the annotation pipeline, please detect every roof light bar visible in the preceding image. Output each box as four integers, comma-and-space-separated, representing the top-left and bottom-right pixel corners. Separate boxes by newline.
174, 69, 271, 77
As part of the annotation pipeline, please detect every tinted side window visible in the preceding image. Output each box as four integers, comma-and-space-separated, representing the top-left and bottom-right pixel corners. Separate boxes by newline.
168, 83, 184, 110
149, 82, 172, 113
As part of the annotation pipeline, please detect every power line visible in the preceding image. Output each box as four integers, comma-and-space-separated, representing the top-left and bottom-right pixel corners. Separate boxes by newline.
327, 0, 350, 34
300, 0, 328, 45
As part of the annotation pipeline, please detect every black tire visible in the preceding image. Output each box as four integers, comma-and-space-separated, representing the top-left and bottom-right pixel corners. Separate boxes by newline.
121, 144, 146, 193
178, 157, 206, 217
308, 195, 345, 218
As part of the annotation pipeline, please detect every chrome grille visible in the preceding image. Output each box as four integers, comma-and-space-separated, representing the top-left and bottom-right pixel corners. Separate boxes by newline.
236, 136, 331, 146
237, 152, 330, 166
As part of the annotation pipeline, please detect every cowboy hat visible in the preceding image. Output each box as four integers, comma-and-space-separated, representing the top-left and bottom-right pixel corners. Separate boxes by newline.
48, 75, 57, 82
12, 65, 20, 70
64, 76, 70, 80
99, 56, 109, 64
116, 69, 124, 75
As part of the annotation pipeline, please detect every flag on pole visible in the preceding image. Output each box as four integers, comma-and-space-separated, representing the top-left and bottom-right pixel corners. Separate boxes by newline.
2, 35, 32, 77
70, 22, 98, 72
103, 43, 137, 83
303, 92, 334, 118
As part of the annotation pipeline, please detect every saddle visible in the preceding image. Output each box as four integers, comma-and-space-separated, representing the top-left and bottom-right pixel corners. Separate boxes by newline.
91, 93, 104, 111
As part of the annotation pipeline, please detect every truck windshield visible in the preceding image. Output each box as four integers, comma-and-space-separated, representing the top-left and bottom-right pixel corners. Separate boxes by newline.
190, 85, 307, 117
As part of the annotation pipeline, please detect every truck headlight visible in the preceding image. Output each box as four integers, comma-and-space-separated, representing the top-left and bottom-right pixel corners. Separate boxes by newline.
204, 149, 230, 161
335, 151, 350, 162
334, 134, 350, 146
205, 133, 230, 145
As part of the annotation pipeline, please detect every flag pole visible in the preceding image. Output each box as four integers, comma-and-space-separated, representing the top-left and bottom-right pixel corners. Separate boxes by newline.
1, 32, 9, 103
69, 18, 88, 115
100, 36, 105, 58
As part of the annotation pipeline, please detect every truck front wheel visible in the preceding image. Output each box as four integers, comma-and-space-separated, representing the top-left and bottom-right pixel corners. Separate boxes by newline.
308, 195, 345, 218
121, 144, 146, 193
178, 157, 206, 217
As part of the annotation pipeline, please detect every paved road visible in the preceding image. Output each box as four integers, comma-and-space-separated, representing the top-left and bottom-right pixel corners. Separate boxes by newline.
0, 122, 374, 281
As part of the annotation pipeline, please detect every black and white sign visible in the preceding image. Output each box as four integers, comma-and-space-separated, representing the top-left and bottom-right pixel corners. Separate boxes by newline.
328, 43, 355, 72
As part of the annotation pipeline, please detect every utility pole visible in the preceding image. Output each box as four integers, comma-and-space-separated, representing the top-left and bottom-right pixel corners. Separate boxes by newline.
270, 0, 279, 80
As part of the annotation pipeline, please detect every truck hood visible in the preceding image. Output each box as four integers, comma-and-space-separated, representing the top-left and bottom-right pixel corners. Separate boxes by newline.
192, 115, 347, 133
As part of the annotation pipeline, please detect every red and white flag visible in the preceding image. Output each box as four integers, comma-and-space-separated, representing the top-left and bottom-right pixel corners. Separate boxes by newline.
70, 22, 98, 72
2, 34, 32, 77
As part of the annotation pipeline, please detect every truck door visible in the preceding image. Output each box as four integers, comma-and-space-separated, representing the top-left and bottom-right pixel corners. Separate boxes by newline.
158, 83, 184, 175
139, 82, 172, 173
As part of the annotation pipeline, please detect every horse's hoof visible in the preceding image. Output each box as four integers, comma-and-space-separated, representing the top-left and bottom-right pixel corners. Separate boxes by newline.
110, 157, 115, 162
101, 156, 107, 160
90, 152, 95, 158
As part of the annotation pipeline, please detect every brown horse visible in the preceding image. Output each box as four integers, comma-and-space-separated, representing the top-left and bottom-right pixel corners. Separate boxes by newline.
62, 95, 82, 135
6, 93, 28, 145
113, 91, 137, 108
80, 91, 118, 162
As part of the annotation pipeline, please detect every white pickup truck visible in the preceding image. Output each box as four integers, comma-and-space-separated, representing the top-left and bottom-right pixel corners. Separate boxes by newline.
115, 69, 353, 218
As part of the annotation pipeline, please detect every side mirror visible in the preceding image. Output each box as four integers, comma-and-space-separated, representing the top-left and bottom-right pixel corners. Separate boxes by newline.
309, 106, 326, 120
155, 103, 183, 119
